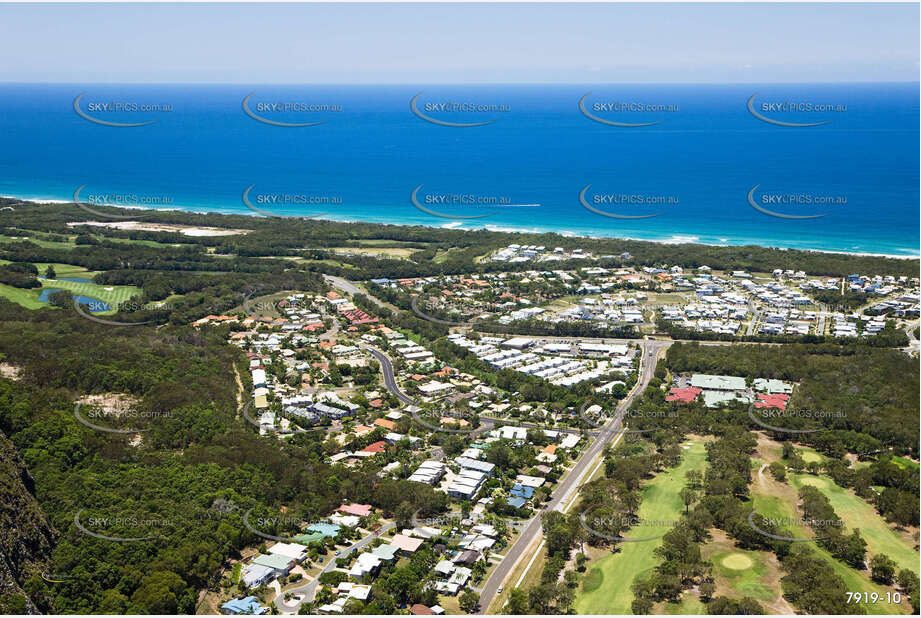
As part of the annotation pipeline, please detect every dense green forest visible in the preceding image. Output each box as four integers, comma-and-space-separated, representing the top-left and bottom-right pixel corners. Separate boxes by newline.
0, 299, 446, 614
665, 342, 920, 456
2, 199, 917, 280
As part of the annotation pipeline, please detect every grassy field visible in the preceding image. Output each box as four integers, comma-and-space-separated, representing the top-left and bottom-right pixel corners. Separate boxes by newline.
752, 486, 908, 614
0, 259, 142, 314
658, 594, 706, 614
710, 547, 773, 601
329, 246, 418, 259
0, 283, 47, 309
0, 233, 75, 249
788, 473, 920, 574
798, 446, 825, 464
34, 263, 102, 279
892, 456, 920, 471
108, 237, 184, 248
39, 278, 141, 312
574, 437, 710, 614
433, 247, 464, 264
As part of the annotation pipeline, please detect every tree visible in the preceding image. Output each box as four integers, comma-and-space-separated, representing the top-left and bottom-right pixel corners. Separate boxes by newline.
44, 265, 56, 279
459, 590, 480, 613
128, 571, 186, 614
395, 501, 414, 529
869, 554, 896, 584
631, 596, 653, 614
699, 580, 716, 602
769, 461, 786, 481
564, 570, 580, 588
506, 588, 528, 615
680, 487, 697, 514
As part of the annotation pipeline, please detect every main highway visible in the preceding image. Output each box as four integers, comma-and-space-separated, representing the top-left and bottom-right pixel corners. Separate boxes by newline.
327, 275, 671, 614
476, 338, 671, 613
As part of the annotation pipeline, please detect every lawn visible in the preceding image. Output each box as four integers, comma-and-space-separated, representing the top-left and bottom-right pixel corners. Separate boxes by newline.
695, 525, 793, 613
39, 278, 142, 314
797, 446, 824, 464
751, 492, 907, 614
892, 456, 920, 471
0, 233, 75, 249
574, 438, 710, 614
788, 473, 920, 574
34, 263, 102, 279
710, 547, 774, 602
657, 594, 706, 614
0, 264, 114, 311
0, 283, 47, 309
433, 247, 464, 264
330, 247, 418, 259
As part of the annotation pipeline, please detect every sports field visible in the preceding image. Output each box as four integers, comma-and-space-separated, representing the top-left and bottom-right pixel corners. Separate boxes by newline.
788, 473, 920, 574
0, 262, 141, 315
575, 438, 709, 614
752, 489, 908, 614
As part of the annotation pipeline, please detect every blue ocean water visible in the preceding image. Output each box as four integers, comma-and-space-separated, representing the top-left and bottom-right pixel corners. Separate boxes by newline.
0, 83, 917, 256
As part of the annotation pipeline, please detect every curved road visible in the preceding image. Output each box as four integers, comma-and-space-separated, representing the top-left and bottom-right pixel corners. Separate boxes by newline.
367, 346, 603, 441
274, 522, 395, 613
365, 347, 415, 405
327, 276, 672, 613
476, 338, 670, 614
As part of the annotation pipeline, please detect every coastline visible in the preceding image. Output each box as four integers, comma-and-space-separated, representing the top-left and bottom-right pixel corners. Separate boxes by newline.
3, 193, 918, 261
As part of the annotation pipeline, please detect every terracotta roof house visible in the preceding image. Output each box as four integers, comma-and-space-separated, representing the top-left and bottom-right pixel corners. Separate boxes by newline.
338, 503, 372, 517
665, 387, 702, 403
373, 418, 396, 430
361, 440, 388, 454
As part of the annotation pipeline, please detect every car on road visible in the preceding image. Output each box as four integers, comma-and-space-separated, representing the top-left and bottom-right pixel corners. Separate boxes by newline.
498, 586, 503, 594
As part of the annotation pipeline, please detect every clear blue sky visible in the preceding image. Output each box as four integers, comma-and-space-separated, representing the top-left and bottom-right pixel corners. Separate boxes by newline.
1, 3, 918, 83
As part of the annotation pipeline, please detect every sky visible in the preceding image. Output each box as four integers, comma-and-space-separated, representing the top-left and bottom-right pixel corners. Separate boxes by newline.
0, 3, 918, 83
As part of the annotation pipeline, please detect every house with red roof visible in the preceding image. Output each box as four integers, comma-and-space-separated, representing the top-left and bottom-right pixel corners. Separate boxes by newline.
361, 440, 388, 454
373, 418, 395, 430
755, 393, 790, 410
665, 387, 702, 404
338, 503, 372, 517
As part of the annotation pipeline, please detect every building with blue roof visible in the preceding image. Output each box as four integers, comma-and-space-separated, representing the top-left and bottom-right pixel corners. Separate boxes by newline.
371, 543, 399, 561
221, 596, 268, 615
307, 522, 341, 537
507, 496, 527, 509
510, 484, 535, 499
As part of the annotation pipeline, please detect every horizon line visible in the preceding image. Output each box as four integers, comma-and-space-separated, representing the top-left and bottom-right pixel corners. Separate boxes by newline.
3, 80, 919, 85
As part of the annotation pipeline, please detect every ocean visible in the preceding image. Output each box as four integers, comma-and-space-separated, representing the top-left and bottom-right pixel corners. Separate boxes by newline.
0, 83, 917, 257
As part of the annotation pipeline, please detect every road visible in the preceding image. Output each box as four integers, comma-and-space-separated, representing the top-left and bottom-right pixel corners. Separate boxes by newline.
367, 345, 611, 443
476, 338, 671, 613
324, 274, 373, 302
339, 280, 672, 613
274, 522, 396, 613
364, 346, 415, 405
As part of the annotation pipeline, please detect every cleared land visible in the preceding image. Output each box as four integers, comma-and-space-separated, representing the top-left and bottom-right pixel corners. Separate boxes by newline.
330, 247, 418, 259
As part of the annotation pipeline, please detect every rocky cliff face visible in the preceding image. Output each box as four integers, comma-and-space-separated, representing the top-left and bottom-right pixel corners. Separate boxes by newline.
0, 431, 56, 614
